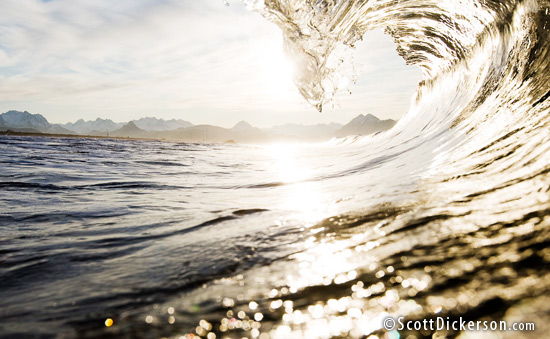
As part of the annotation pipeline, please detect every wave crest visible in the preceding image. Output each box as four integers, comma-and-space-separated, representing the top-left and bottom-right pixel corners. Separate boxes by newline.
245, 0, 548, 114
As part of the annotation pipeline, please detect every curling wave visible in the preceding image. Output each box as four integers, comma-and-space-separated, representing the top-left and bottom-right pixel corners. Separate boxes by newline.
232, 0, 550, 337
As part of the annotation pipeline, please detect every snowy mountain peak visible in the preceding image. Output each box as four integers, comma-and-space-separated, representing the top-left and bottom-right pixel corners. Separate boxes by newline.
60, 117, 123, 134
349, 114, 380, 126
1, 110, 50, 129
132, 117, 193, 131
0, 110, 73, 134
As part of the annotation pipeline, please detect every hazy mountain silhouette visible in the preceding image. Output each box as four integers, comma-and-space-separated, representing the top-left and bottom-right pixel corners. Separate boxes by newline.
110, 121, 150, 138
0, 110, 73, 134
2, 110, 398, 143
335, 114, 396, 137
133, 117, 193, 131
61, 118, 123, 134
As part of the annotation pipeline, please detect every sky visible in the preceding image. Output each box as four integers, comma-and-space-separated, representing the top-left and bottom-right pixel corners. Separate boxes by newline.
0, 0, 422, 128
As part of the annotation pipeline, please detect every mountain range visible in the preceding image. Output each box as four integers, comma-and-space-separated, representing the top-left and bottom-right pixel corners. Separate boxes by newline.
0, 110, 397, 143
59, 117, 194, 134
0, 110, 73, 134
335, 114, 397, 138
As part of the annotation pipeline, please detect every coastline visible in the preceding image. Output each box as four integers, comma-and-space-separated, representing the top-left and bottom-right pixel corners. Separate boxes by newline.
1, 130, 171, 143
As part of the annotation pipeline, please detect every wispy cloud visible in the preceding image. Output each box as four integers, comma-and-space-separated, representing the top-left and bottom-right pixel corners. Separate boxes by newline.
0, 0, 421, 126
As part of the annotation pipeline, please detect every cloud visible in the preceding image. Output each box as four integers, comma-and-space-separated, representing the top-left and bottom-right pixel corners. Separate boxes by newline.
1, 1, 301, 118
0, 0, 421, 126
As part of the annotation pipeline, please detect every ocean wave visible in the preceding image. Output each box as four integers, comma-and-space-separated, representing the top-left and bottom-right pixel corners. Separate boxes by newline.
1, 1, 549, 338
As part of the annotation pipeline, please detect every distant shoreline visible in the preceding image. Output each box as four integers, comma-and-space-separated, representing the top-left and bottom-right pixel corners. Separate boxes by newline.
1, 111, 397, 144
0, 130, 161, 142
1, 111, 398, 144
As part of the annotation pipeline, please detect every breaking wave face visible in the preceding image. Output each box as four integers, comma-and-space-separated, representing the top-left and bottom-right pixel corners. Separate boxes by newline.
236, 0, 550, 337
242, 0, 550, 220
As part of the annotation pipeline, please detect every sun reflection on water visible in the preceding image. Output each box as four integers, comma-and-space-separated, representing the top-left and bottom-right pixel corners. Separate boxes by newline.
265, 143, 335, 224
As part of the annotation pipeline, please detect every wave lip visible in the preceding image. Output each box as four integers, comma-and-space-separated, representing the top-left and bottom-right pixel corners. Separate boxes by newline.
247, 0, 548, 111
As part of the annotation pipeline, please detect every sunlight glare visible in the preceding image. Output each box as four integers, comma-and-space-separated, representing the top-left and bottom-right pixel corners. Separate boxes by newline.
266, 143, 308, 183
266, 144, 333, 224
259, 39, 296, 92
